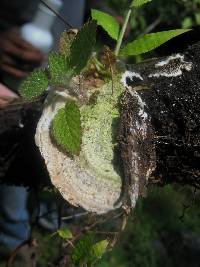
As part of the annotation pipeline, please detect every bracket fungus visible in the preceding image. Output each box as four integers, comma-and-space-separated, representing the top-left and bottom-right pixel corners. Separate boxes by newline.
35, 80, 125, 214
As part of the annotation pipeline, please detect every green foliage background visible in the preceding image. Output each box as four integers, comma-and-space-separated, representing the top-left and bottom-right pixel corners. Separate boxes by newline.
104, 0, 200, 34
3, 186, 197, 267
96, 186, 200, 267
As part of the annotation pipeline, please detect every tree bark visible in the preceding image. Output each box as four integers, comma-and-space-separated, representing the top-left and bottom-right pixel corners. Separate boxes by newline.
119, 42, 200, 200
0, 98, 50, 187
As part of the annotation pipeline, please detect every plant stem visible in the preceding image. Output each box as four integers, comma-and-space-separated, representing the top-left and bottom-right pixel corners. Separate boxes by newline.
114, 8, 132, 56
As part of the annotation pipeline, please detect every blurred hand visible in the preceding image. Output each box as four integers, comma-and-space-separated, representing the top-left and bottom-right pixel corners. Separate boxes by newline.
0, 28, 44, 78
0, 83, 19, 107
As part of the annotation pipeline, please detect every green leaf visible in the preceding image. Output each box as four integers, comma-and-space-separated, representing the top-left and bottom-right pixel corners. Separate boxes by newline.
89, 240, 109, 264
57, 229, 73, 239
195, 12, 200, 25
120, 29, 191, 56
69, 21, 97, 75
19, 69, 48, 100
72, 235, 108, 266
52, 100, 82, 155
130, 0, 152, 7
72, 234, 94, 266
49, 52, 72, 86
91, 9, 120, 40
182, 17, 193, 29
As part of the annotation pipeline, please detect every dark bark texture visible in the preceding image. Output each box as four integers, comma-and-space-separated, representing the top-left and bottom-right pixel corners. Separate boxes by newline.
119, 42, 200, 191
0, 98, 50, 187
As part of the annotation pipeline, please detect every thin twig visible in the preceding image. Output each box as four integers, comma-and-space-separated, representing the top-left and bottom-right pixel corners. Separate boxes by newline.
61, 211, 89, 221
64, 212, 124, 250
88, 230, 118, 235
66, 239, 75, 248
6, 239, 32, 267
140, 15, 162, 36
40, 0, 73, 28
115, 8, 132, 56
108, 211, 128, 249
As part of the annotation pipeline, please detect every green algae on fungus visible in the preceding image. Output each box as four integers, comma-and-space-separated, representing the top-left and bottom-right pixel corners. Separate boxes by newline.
79, 78, 124, 187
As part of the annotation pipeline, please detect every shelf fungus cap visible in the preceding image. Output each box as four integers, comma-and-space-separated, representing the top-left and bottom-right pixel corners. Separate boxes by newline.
35, 72, 156, 214
35, 81, 124, 214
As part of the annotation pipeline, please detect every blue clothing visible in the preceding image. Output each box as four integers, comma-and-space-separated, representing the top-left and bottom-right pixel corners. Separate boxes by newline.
0, 186, 30, 249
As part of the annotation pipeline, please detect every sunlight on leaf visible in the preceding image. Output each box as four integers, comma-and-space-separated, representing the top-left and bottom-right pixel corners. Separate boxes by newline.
91, 9, 120, 40
19, 69, 48, 100
120, 29, 191, 56
89, 240, 109, 264
72, 234, 108, 266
